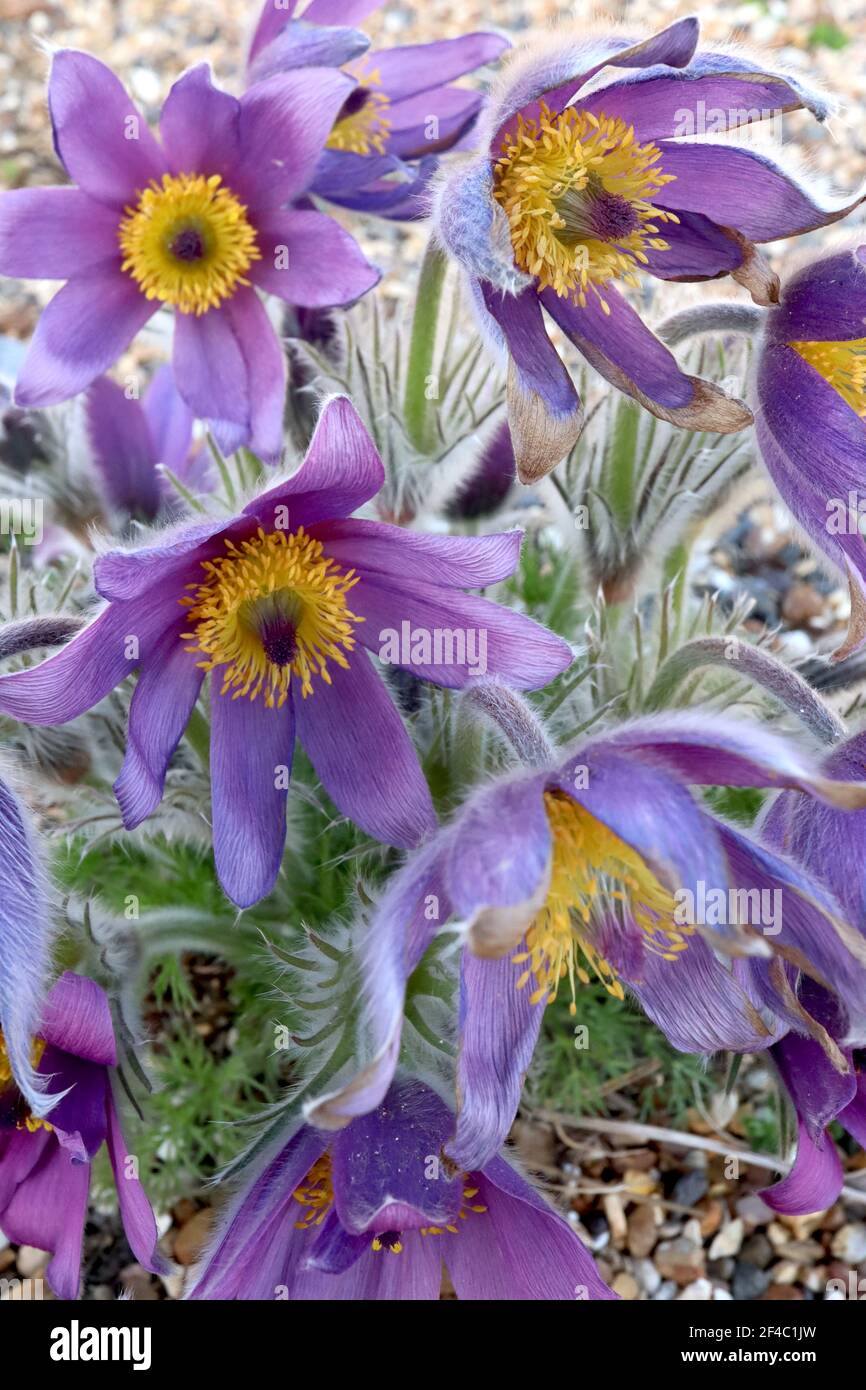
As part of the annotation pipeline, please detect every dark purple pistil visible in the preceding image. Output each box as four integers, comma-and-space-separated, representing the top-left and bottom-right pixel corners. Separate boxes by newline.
170, 227, 206, 263
260, 618, 298, 668
336, 87, 370, 121
557, 175, 640, 244
377, 1231, 403, 1252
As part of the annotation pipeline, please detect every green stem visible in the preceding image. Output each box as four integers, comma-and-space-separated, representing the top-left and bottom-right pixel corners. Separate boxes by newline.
185, 703, 211, 769
403, 241, 448, 456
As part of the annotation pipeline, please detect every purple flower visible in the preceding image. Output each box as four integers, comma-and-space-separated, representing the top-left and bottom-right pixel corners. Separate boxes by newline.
310, 712, 866, 1169
246, 0, 509, 220
0, 51, 380, 459
434, 16, 865, 482
0, 399, 571, 908
85, 368, 212, 524
757, 733, 866, 1214
754, 244, 866, 661
0, 972, 165, 1299
187, 1075, 612, 1300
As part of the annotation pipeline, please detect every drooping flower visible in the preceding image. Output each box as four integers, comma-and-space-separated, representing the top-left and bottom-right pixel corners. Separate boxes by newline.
246, 0, 509, 220
434, 16, 865, 482
0, 399, 571, 909
0, 51, 380, 459
187, 1075, 612, 1300
0, 971, 165, 1299
310, 711, 866, 1170
756, 733, 866, 1214
85, 368, 212, 525
754, 244, 866, 661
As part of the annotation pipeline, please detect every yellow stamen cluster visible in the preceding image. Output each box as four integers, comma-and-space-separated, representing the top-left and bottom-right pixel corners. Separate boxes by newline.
791, 337, 866, 419
119, 173, 261, 316
421, 1180, 487, 1236
0, 1032, 52, 1134
327, 59, 392, 156
513, 791, 690, 1012
493, 104, 678, 309
292, 1155, 334, 1229
182, 527, 362, 706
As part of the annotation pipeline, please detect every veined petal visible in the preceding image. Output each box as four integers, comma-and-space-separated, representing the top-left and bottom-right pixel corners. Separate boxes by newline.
309, 520, 522, 588
160, 63, 241, 179
253, 209, 379, 308
0, 187, 121, 279
85, 376, 161, 520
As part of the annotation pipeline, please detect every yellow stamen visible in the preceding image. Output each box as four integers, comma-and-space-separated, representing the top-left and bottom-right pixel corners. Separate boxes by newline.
182, 527, 362, 706
119, 172, 261, 316
421, 1180, 487, 1237
791, 337, 866, 419
327, 59, 392, 156
0, 1031, 53, 1134
292, 1155, 334, 1229
513, 791, 690, 1011
493, 104, 678, 309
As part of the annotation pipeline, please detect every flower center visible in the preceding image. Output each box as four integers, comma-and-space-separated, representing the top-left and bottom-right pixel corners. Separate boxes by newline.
292, 1155, 335, 1229
512, 791, 690, 1012
791, 337, 866, 419
182, 527, 362, 706
118, 173, 261, 316
327, 59, 392, 156
492, 105, 678, 309
0, 1031, 52, 1134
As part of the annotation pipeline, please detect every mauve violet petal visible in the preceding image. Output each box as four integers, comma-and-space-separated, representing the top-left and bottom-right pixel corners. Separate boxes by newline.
248, 0, 300, 66
446, 1156, 615, 1299
654, 142, 866, 242
93, 516, 250, 604
772, 1010, 855, 1141
84, 376, 161, 521
0, 187, 120, 279
48, 49, 167, 206
294, 647, 435, 849
761, 1116, 844, 1215
40, 973, 117, 1066
386, 87, 483, 159
303, 1209, 368, 1273
0, 594, 177, 725
444, 769, 551, 917
15, 269, 154, 409
246, 395, 384, 529
172, 302, 251, 455
764, 247, 866, 344
105, 1089, 168, 1273
41, 1048, 108, 1163
210, 684, 295, 908
290, 1229, 440, 1299
187, 1123, 325, 1299
310, 519, 521, 588
371, 33, 509, 103
0, 1124, 50, 1212
579, 53, 831, 140
330, 1078, 461, 1234
840, 1073, 866, 1148
114, 623, 205, 829
159, 63, 241, 180
252, 208, 379, 308
449, 949, 544, 1171
0, 1139, 90, 1299
218, 285, 286, 463
639, 209, 744, 281
233, 68, 356, 213
304, 0, 382, 24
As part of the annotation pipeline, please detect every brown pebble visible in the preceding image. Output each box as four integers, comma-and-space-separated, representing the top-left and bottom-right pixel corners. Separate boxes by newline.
627, 1203, 658, 1259
173, 1208, 213, 1266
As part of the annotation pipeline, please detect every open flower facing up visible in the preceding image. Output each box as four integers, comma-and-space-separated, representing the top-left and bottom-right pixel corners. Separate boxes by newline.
757, 734, 866, 1214
188, 1076, 612, 1300
0, 972, 165, 1299
310, 712, 866, 1170
85, 367, 211, 526
754, 245, 866, 661
0, 399, 571, 909
246, 0, 509, 220
0, 51, 380, 459
434, 16, 865, 483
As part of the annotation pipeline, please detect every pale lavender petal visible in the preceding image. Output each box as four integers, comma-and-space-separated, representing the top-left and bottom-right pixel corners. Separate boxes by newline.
764, 247, 866, 344
218, 286, 287, 463
294, 648, 435, 849
252, 208, 379, 308
248, 0, 301, 66
48, 49, 166, 206
233, 69, 357, 212
248, 22, 370, 84
15, 269, 154, 408
0, 1140, 91, 1299
386, 88, 484, 159
0, 187, 120, 278
304, 0, 382, 23
371, 34, 510, 102
444, 770, 551, 917
142, 365, 195, 475
291, 1230, 440, 1299
172, 303, 251, 456
210, 684, 295, 908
